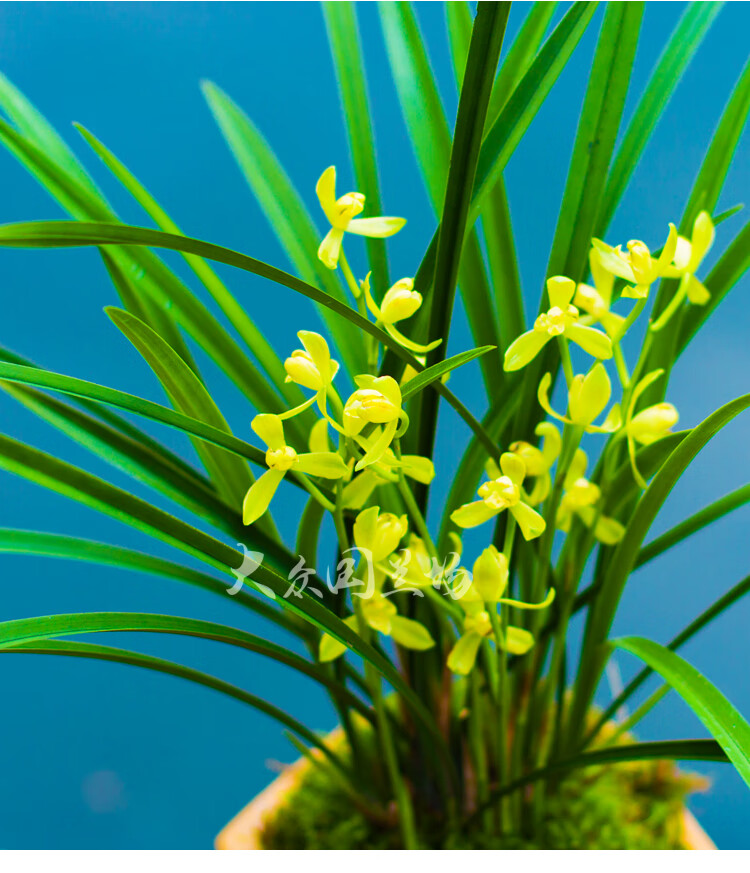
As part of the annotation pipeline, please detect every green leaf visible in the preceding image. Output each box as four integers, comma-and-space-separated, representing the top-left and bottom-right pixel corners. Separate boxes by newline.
418, 3, 510, 465
637, 483, 750, 569
467, 738, 728, 822
107, 307, 252, 509
0, 611, 372, 721
379, 0, 501, 391
400, 345, 495, 400
0, 529, 306, 638
588, 573, 750, 743
615, 637, 750, 788
200, 80, 365, 377
74, 123, 298, 407
446, 2, 473, 89
323, 1, 390, 290
571, 392, 750, 742
1, 382, 242, 536
0, 431, 446, 749
2, 639, 349, 772
0, 220, 500, 458
600, 2, 723, 230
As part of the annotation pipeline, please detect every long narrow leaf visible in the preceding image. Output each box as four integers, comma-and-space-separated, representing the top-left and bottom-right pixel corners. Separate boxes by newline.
615, 637, 750, 787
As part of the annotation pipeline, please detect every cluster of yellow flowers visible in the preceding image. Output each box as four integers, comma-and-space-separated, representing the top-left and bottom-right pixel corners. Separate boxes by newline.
240, 166, 714, 677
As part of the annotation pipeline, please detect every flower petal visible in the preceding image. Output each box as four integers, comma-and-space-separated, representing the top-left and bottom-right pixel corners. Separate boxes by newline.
565, 323, 613, 359
589, 246, 615, 304
315, 166, 337, 223
500, 452, 526, 487
401, 454, 435, 484
251, 413, 285, 451
450, 500, 498, 529
296, 451, 349, 479
591, 239, 637, 283
342, 470, 381, 509
547, 275, 576, 309
569, 362, 611, 425
308, 418, 330, 453
502, 626, 535, 655
686, 275, 710, 305
503, 330, 549, 371
537, 372, 569, 425
355, 419, 398, 471
242, 469, 285, 525
318, 615, 359, 663
317, 227, 344, 269
390, 616, 435, 651
447, 632, 483, 675
510, 501, 546, 541
347, 216, 406, 238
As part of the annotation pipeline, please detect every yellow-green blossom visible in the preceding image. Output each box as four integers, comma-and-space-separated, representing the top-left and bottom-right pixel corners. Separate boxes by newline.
623, 369, 679, 487
353, 505, 408, 563
672, 210, 714, 304
556, 449, 624, 545
509, 422, 561, 505
242, 414, 348, 525
362, 273, 441, 354
574, 247, 626, 338
450, 453, 546, 541
537, 363, 621, 433
343, 375, 407, 470
592, 224, 678, 299
316, 166, 405, 269
282, 330, 339, 419
504, 277, 613, 371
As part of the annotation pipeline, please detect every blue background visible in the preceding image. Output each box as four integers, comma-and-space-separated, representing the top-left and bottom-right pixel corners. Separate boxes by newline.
0, 0, 748, 849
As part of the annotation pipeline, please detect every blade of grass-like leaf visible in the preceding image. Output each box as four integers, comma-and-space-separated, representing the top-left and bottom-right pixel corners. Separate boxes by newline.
0, 432, 448, 751
400, 345, 495, 401
570, 392, 750, 747
615, 637, 750, 787
0, 359, 333, 504
2, 639, 349, 772
0, 342, 204, 479
0, 221, 500, 458
200, 81, 364, 377
599, 2, 723, 230
74, 123, 299, 407
0, 113, 290, 417
485, 2, 557, 128
588, 574, 750, 744
637, 483, 750, 569
107, 307, 252, 509
418, 2, 510, 468
0, 611, 372, 722
2, 382, 244, 536
446, 1, 472, 89
379, 0, 502, 391
467, 738, 728, 822
323, 2, 390, 290
0, 529, 305, 638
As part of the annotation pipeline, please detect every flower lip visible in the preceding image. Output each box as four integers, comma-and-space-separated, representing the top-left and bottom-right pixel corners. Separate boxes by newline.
265, 445, 298, 471
478, 476, 519, 509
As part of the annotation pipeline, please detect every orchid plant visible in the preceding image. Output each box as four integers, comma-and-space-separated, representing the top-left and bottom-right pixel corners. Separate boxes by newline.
0, 1, 749, 850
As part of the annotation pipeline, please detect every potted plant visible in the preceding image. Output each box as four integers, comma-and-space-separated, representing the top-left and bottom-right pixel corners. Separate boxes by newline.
0, 0, 748, 849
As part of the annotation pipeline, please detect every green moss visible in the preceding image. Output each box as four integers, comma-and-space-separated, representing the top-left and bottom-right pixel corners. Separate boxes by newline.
261, 729, 705, 849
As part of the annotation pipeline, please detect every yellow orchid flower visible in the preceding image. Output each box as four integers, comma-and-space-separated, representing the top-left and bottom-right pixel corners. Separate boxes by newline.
242, 414, 348, 525
537, 363, 622, 434
318, 564, 434, 662
353, 506, 408, 564
446, 559, 554, 675
623, 369, 679, 488
556, 449, 624, 545
282, 330, 339, 419
592, 223, 678, 299
504, 276, 613, 371
316, 166, 406, 269
343, 375, 407, 470
671, 210, 715, 304
341, 441, 434, 509
362, 273, 442, 355
574, 247, 627, 339
382, 533, 461, 591
509, 422, 561, 505
450, 453, 546, 541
